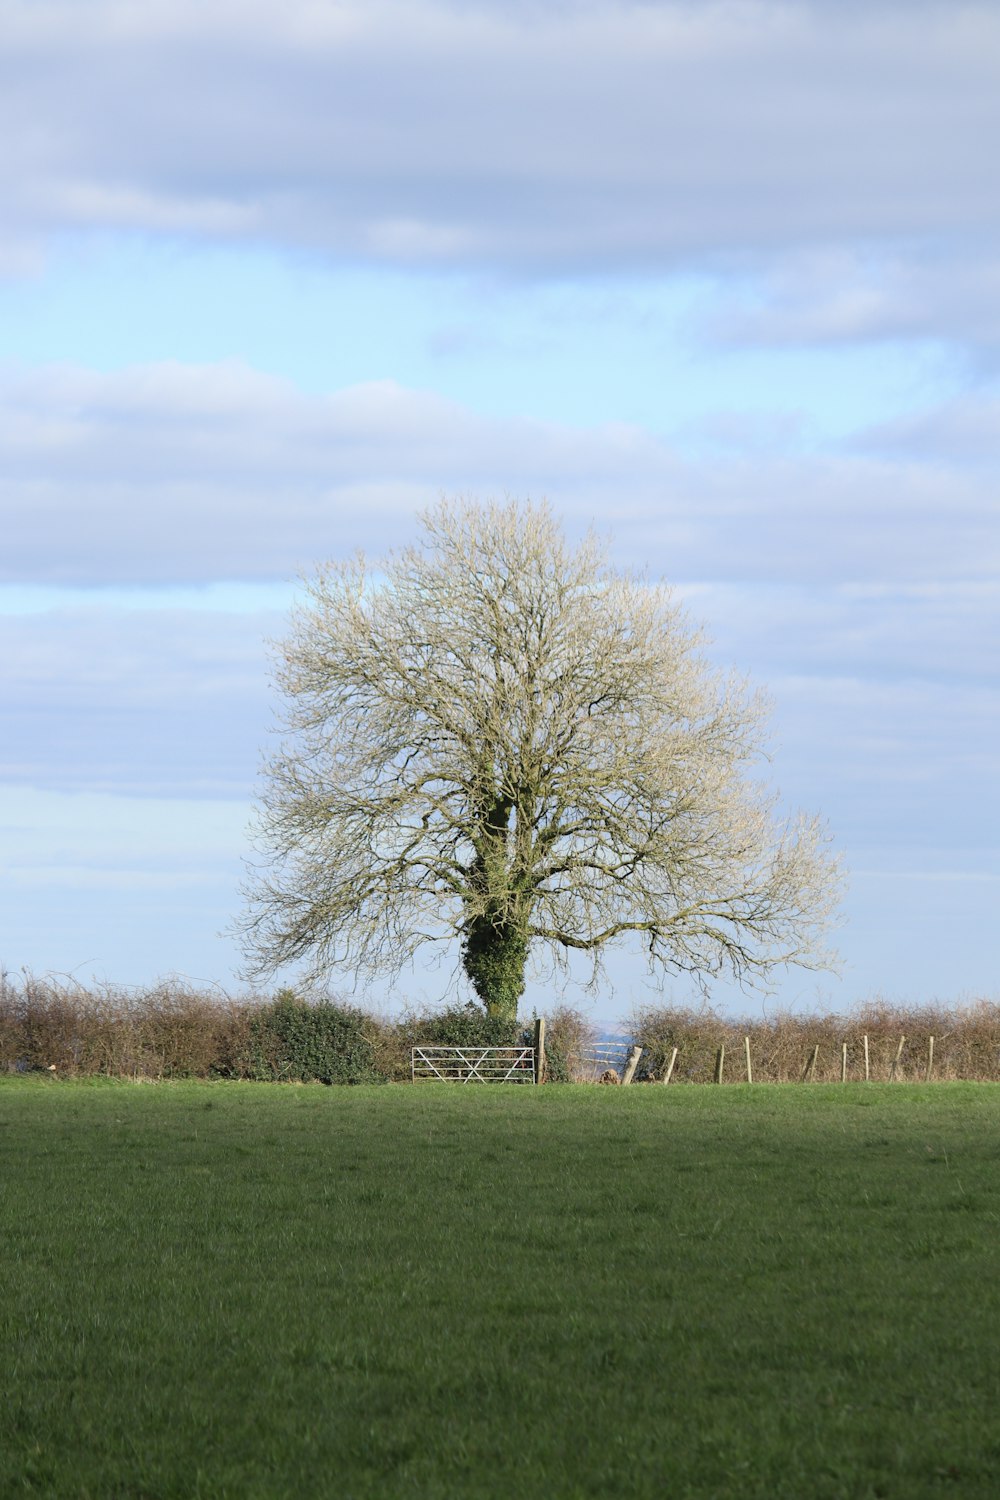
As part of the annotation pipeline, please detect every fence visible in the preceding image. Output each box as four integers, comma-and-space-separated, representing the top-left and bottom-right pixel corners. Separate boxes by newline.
579, 1040, 644, 1083
647, 1032, 968, 1084
410, 1045, 537, 1083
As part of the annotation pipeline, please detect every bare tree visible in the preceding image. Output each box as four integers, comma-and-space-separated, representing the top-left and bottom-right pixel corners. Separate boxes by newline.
241, 499, 840, 1019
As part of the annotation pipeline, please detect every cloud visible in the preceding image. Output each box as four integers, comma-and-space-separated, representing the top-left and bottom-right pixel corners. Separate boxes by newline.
3, 360, 999, 587
763, 671, 1000, 846
856, 392, 1000, 464
0, 605, 276, 796
0, 782, 247, 876
3, 559, 996, 880
697, 247, 1000, 357
0, 784, 249, 983
2, 0, 998, 295
683, 580, 1000, 686
0, 360, 677, 582
670, 581, 1000, 864
5, 592, 996, 1016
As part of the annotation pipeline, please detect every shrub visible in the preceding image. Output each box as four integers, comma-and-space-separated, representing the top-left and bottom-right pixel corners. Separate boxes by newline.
541, 1005, 597, 1083
0, 975, 256, 1079
397, 1002, 524, 1051
244, 991, 385, 1084
0, 973, 26, 1071
631, 997, 1000, 1084
124, 985, 249, 1079
631, 1005, 731, 1083
389, 1003, 529, 1081
3, 972, 998, 1085
0, 974, 117, 1075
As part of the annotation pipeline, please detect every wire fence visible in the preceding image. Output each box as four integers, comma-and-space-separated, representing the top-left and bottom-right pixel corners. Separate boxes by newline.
578, 1039, 637, 1082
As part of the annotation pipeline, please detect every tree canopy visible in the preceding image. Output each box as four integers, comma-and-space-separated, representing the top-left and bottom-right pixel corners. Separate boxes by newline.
241, 499, 840, 1018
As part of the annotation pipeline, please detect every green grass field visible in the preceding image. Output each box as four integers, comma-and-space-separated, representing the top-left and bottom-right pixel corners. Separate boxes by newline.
2, 1080, 999, 1499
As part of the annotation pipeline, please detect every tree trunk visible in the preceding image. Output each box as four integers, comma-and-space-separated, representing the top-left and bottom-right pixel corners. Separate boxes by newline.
461, 792, 530, 1021
461, 908, 529, 1021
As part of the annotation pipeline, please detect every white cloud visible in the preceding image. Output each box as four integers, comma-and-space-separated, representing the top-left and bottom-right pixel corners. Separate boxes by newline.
698, 247, 1000, 356
1, 0, 997, 307
0, 785, 249, 984
4, 584, 997, 843
3, 360, 998, 587
0, 783, 247, 865
856, 392, 1000, 463
0, 605, 276, 796
683, 580, 1000, 685
5, 0, 996, 1001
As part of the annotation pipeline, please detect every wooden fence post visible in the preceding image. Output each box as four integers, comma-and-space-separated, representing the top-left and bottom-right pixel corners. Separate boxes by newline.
863, 1034, 870, 1082
744, 1035, 753, 1084
841, 1042, 847, 1083
533, 1016, 546, 1085
661, 1046, 678, 1085
621, 1044, 642, 1086
802, 1044, 819, 1082
714, 1045, 725, 1085
888, 1035, 905, 1082
926, 1035, 934, 1083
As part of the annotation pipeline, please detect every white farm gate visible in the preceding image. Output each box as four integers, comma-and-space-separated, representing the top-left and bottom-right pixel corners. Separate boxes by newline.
411, 1045, 537, 1083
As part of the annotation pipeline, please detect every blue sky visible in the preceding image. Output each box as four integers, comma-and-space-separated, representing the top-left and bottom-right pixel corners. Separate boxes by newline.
2, 0, 998, 1023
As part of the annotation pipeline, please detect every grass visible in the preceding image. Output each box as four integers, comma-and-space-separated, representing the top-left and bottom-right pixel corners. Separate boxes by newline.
2, 1080, 1000, 1498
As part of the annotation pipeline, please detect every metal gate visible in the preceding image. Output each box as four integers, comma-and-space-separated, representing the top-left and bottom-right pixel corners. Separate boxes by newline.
410, 1045, 536, 1083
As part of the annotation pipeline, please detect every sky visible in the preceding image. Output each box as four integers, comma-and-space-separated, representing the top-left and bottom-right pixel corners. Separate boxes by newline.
2, 0, 998, 1025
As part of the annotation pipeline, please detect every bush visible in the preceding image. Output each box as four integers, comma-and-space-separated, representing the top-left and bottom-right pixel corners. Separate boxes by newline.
388, 1003, 529, 1081
244, 991, 386, 1084
541, 1005, 597, 1083
0, 974, 257, 1079
4, 972, 998, 1086
631, 1005, 732, 1084
631, 998, 1000, 1083
398, 1003, 524, 1051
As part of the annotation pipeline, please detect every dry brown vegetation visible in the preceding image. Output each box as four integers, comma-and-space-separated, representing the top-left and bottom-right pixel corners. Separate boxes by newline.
3, 973, 998, 1084
631, 998, 1000, 1083
0, 974, 257, 1080
0, 974, 533, 1083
